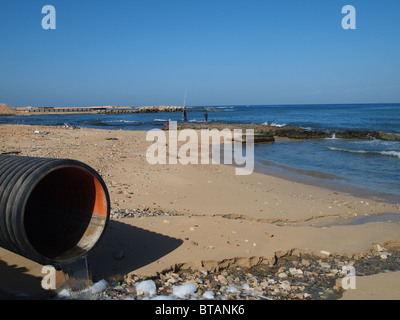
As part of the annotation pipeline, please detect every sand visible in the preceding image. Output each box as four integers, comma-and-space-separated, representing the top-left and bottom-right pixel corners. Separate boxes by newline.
0, 124, 399, 299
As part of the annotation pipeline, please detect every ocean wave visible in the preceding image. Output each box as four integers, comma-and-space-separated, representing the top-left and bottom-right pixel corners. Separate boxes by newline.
262, 122, 287, 128
188, 119, 204, 123
380, 151, 400, 158
328, 147, 400, 159
213, 106, 234, 109
154, 119, 169, 122
105, 120, 138, 123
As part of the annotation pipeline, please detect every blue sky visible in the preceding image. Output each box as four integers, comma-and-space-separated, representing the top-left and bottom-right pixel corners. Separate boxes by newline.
0, 0, 399, 107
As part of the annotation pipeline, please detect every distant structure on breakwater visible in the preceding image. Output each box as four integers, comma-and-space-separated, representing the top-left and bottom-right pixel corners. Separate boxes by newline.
10, 105, 186, 115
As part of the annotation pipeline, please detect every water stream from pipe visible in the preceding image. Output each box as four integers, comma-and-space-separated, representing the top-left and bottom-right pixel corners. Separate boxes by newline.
59, 254, 92, 300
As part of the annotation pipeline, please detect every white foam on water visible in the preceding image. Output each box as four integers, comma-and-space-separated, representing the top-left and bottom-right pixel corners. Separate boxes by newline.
380, 150, 400, 158
105, 120, 138, 123
328, 147, 400, 158
262, 121, 286, 127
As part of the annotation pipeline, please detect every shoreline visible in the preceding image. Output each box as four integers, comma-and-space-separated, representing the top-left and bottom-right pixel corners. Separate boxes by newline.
1, 124, 400, 299
3, 120, 398, 204
252, 159, 399, 205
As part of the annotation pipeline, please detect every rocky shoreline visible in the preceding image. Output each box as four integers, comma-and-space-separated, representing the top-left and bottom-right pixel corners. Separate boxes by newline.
173, 122, 400, 141
81, 211, 400, 301
88, 244, 400, 301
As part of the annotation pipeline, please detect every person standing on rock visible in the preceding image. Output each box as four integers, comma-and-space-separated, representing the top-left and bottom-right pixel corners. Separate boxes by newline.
204, 110, 208, 124
183, 108, 188, 123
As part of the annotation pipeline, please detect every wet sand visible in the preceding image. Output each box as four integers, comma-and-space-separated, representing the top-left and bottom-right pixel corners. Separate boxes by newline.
1, 124, 399, 299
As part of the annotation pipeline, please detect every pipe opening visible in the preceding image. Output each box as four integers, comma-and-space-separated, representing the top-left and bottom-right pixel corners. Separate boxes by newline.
23, 166, 108, 262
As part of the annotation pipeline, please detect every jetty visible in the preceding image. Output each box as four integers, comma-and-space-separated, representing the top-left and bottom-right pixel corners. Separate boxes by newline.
2, 105, 186, 116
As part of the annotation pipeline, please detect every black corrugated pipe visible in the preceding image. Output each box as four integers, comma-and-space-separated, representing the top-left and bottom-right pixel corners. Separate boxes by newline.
0, 155, 110, 266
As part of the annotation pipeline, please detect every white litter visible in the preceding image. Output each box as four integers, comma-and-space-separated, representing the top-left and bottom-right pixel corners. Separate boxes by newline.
202, 291, 215, 299
151, 295, 176, 300
91, 279, 108, 293
172, 282, 197, 299
56, 289, 71, 299
227, 285, 238, 293
135, 280, 157, 296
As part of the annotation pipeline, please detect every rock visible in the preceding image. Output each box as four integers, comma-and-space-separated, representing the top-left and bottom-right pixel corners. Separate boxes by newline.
89, 246, 399, 301
320, 250, 331, 257
0, 103, 16, 116
167, 278, 178, 285
289, 268, 298, 276
217, 275, 228, 285
280, 281, 291, 291
301, 259, 311, 267
295, 293, 304, 300
235, 133, 275, 144
138, 105, 185, 113
376, 131, 400, 141
319, 262, 331, 269
336, 130, 377, 140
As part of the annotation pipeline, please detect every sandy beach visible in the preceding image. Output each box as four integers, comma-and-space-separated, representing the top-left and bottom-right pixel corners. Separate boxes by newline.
1, 124, 400, 299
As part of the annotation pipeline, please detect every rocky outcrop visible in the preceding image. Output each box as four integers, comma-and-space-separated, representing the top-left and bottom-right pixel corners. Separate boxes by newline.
271, 126, 330, 139
376, 131, 400, 141
172, 123, 400, 142
334, 130, 400, 141
0, 103, 16, 116
137, 105, 185, 113
335, 130, 378, 140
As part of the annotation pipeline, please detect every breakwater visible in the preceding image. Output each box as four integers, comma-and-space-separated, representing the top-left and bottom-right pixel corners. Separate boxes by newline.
173, 122, 400, 141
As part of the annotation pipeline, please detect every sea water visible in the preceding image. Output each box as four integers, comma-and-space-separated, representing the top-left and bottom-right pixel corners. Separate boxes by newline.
2, 103, 400, 202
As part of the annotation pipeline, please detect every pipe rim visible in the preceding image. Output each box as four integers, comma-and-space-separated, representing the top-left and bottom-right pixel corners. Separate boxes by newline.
16, 160, 110, 264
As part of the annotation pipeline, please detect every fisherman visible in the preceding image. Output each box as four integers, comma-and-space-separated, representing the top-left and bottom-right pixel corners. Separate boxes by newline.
183, 108, 188, 123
